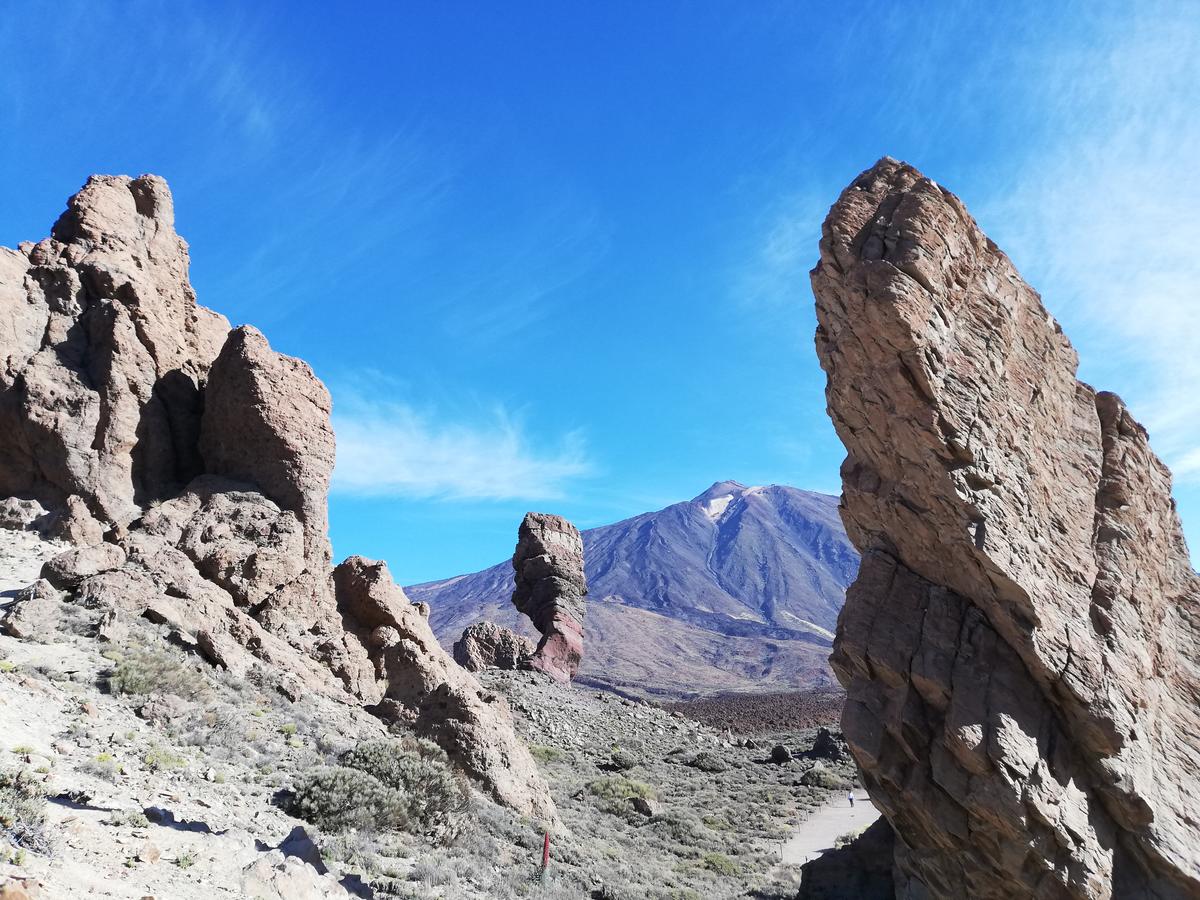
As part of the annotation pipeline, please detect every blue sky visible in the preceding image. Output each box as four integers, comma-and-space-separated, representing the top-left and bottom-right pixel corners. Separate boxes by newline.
1, 1, 1197, 581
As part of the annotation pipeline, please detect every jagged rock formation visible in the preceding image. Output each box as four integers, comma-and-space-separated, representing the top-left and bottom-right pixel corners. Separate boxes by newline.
812, 158, 1200, 898
0, 175, 228, 528
453, 621, 535, 672
0, 175, 554, 821
511, 512, 587, 682
334, 558, 554, 819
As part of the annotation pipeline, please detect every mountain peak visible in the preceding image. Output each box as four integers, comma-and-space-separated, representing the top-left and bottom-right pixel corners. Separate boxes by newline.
691, 480, 748, 504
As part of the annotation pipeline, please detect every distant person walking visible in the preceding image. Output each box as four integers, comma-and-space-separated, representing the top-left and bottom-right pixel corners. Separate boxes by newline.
848, 791, 855, 808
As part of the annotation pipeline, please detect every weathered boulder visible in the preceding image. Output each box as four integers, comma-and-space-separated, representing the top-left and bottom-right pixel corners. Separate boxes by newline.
0, 579, 62, 641
43, 495, 105, 545
0, 174, 228, 528
333, 556, 557, 821
511, 512, 587, 682
453, 621, 535, 672
0, 498, 47, 531
813, 158, 1200, 898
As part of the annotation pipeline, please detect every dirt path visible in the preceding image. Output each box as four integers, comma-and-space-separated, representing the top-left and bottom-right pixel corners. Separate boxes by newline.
780, 791, 880, 865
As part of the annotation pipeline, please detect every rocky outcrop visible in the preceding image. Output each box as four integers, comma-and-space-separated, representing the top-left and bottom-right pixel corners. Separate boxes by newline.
511, 512, 587, 682
453, 621, 535, 672
813, 158, 1200, 898
333, 557, 556, 820
0, 175, 555, 821
0, 174, 228, 528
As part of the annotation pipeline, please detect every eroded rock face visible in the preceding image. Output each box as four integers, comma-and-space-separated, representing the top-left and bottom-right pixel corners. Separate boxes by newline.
0, 175, 556, 822
0, 174, 229, 527
812, 158, 1200, 899
453, 621, 535, 672
511, 512, 586, 682
333, 557, 557, 820
201, 326, 335, 575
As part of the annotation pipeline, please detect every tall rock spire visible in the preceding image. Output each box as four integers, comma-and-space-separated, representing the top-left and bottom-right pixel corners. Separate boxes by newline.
511, 512, 587, 682
812, 158, 1200, 898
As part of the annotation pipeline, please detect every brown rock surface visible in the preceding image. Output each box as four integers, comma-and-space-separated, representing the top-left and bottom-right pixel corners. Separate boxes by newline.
200, 326, 335, 575
0, 174, 229, 529
0, 176, 556, 821
333, 556, 557, 821
511, 512, 587, 682
453, 621, 535, 671
812, 158, 1200, 898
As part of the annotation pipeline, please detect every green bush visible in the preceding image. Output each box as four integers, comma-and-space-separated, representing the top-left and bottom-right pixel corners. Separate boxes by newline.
289, 765, 409, 833
105, 643, 206, 699
588, 776, 656, 815
143, 746, 187, 772
530, 745, 564, 764
289, 737, 469, 840
340, 738, 470, 836
800, 764, 845, 790
0, 768, 49, 853
701, 851, 738, 875
609, 748, 639, 771
688, 751, 727, 773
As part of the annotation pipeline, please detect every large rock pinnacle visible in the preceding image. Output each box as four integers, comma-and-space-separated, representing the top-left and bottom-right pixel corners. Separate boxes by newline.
511, 512, 587, 682
812, 158, 1200, 898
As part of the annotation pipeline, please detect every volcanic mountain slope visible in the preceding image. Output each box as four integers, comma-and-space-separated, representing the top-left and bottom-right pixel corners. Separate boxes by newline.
409, 481, 859, 698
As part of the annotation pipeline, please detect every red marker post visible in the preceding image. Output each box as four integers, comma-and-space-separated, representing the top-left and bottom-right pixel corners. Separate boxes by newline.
542, 831, 551, 872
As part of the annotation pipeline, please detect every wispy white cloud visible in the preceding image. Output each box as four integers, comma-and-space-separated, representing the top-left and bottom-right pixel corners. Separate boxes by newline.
330, 384, 591, 502
733, 191, 827, 314
973, 3, 1200, 484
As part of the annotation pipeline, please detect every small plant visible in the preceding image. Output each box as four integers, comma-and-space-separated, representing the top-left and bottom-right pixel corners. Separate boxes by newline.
834, 824, 867, 849
105, 642, 207, 699
0, 767, 49, 853
701, 852, 738, 876
340, 738, 471, 837
10, 745, 35, 755
688, 751, 727, 774
278, 723, 297, 736
587, 776, 656, 815
143, 746, 186, 773
104, 809, 150, 828
288, 765, 409, 833
610, 748, 639, 771
81, 752, 120, 782
288, 737, 470, 841
529, 745, 564, 764
175, 850, 196, 869
0, 661, 17, 673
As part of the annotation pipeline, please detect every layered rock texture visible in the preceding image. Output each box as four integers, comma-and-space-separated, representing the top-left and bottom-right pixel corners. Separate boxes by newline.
511, 513, 587, 682
453, 621, 535, 672
813, 158, 1200, 898
0, 175, 553, 820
